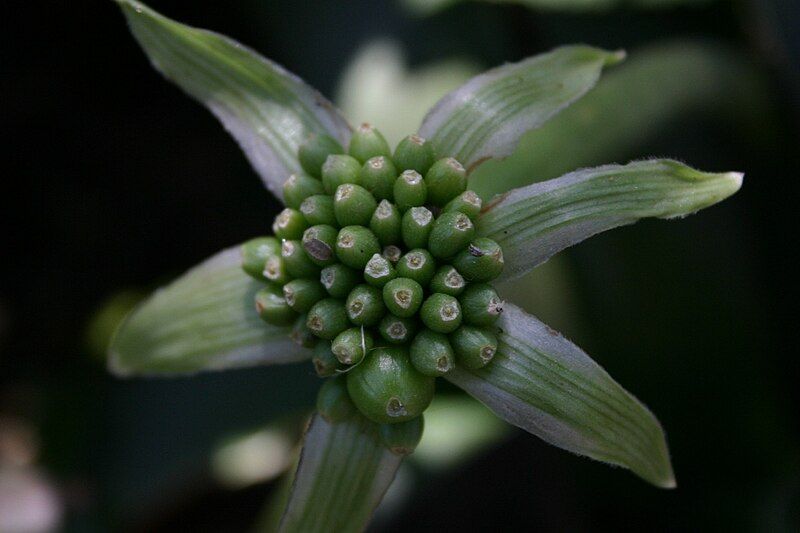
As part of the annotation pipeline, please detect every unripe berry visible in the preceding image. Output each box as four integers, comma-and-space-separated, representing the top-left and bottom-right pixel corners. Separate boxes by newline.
241, 237, 280, 281
306, 298, 349, 340
453, 237, 505, 281
429, 265, 466, 296
335, 226, 381, 270
302, 224, 338, 266
410, 329, 455, 376
316, 376, 357, 423
272, 208, 308, 240
334, 184, 377, 227
396, 249, 436, 286
382, 277, 424, 318
425, 157, 467, 206
298, 133, 344, 178
299, 194, 336, 226
332, 327, 374, 365
322, 154, 361, 194
443, 189, 482, 220
290, 313, 317, 348
420, 293, 462, 333
364, 253, 397, 288
349, 123, 392, 163
312, 340, 341, 377
283, 173, 325, 209
347, 346, 435, 424
379, 415, 425, 455
378, 314, 417, 345
382, 245, 402, 264
360, 156, 397, 200
393, 134, 434, 174
283, 279, 327, 313
450, 325, 498, 369
393, 170, 427, 212
345, 284, 385, 326
281, 240, 321, 279
320, 263, 360, 298
370, 200, 402, 246
427, 211, 475, 259
401, 206, 434, 249
254, 285, 297, 326
460, 283, 503, 326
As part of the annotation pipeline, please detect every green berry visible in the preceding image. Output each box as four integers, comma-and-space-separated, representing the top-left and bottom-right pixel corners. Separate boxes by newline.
370, 200, 402, 246
360, 156, 397, 200
283, 173, 325, 209
254, 285, 297, 326
345, 284, 385, 326
460, 283, 503, 326
312, 341, 341, 377
393, 134, 435, 174
393, 170, 427, 212
321, 154, 361, 194
335, 226, 381, 270
302, 224, 338, 266
428, 211, 475, 259
300, 194, 336, 226
334, 184, 377, 227
401, 206, 434, 249
283, 279, 327, 313
420, 293, 462, 333
263, 254, 291, 285
320, 263, 360, 298
347, 346, 435, 424
379, 415, 425, 455
429, 265, 466, 296
306, 298, 349, 340
348, 123, 391, 163
382, 277, 424, 318
299, 133, 344, 178
378, 314, 417, 345
396, 249, 436, 286
332, 327, 374, 365
453, 237, 505, 281
317, 376, 357, 423
382, 245, 402, 264
443, 190, 482, 220
364, 253, 397, 287
272, 208, 308, 240
410, 329, 455, 376
450, 325, 498, 369
290, 313, 317, 348
280, 240, 321, 279
425, 157, 467, 206
241, 237, 280, 281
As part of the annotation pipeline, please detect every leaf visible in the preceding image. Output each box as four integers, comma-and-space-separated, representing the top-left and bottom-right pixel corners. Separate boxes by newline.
279, 414, 402, 533
448, 304, 675, 487
418, 45, 624, 170
115, 0, 351, 199
470, 39, 768, 199
109, 246, 307, 376
403, 0, 714, 16
477, 159, 743, 281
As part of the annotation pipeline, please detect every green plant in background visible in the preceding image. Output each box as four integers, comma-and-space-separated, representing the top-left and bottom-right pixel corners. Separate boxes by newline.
111, 0, 743, 530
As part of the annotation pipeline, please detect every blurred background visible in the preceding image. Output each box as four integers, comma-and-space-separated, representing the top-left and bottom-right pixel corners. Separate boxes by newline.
2, 0, 799, 531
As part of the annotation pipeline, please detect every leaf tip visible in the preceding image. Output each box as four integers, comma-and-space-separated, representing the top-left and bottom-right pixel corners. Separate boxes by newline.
606, 49, 627, 66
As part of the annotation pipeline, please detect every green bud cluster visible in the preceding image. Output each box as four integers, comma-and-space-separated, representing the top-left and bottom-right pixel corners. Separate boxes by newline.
241, 125, 506, 440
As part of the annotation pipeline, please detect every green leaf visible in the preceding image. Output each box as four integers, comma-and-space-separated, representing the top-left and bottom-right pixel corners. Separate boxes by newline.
470, 40, 768, 199
448, 303, 675, 487
109, 246, 307, 376
279, 414, 402, 532
418, 45, 624, 170
477, 159, 743, 281
115, 0, 351, 199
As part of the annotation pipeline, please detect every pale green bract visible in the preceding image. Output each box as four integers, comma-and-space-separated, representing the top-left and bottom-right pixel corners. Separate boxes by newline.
109, 247, 307, 376
477, 159, 743, 281
448, 303, 675, 488
115, 0, 351, 199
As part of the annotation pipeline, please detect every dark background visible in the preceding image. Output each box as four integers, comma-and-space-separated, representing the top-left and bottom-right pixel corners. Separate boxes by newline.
2, 0, 798, 531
